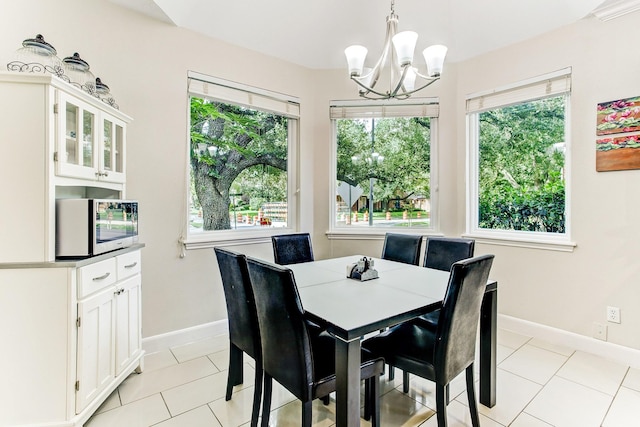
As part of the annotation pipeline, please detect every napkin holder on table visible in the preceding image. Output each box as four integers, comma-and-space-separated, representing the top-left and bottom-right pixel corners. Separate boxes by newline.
347, 257, 379, 281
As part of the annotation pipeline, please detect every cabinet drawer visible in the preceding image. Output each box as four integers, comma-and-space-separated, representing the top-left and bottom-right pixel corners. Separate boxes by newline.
78, 258, 117, 299
117, 250, 141, 280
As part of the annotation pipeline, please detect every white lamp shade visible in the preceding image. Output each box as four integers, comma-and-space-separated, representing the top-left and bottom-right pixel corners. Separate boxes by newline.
423, 44, 448, 77
345, 45, 368, 76
392, 31, 418, 66
403, 67, 417, 92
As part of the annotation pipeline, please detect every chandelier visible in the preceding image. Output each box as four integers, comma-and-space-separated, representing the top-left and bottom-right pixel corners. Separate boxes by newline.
344, 0, 447, 100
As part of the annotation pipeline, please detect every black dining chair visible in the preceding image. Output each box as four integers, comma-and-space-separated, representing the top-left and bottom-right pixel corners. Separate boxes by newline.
362, 254, 494, 427
381, 232, 423, 265
246, 257, 384, 427
418, 236, 476, 327
271, 233, 314, 265
392, 237, 477, 385
423, 236, 476, 271
213, 247, 262, 427
380, 232, 423, 380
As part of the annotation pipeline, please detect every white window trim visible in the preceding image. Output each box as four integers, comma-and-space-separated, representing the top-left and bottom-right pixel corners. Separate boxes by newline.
465, 68, 575, 252
181, 72, 300, 250
327, 98, 440, 239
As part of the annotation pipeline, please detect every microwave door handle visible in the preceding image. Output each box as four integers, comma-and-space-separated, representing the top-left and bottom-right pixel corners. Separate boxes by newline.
92, 272, 111, 281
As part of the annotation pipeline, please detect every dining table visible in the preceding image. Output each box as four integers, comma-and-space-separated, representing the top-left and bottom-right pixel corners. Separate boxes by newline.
286, 255, 498, 427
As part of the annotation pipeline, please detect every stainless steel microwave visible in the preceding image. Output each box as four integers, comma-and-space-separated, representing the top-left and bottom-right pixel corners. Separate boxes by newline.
55, 199, 139, 258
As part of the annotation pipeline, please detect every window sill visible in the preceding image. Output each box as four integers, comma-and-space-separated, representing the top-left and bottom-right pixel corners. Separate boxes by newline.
326, 229, 442, 240
462, 231, 576, 252
182, 228, 292, 250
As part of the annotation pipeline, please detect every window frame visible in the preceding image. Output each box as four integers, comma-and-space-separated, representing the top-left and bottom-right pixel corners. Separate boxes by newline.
183, 72, 300, 249
327, 98, 441, 238
465, 68, 576, 252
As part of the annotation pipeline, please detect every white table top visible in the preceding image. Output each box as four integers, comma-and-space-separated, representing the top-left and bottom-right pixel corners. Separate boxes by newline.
286, 255, 451, 341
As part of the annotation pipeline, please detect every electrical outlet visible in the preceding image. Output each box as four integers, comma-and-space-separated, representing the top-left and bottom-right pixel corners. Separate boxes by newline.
607, 306, 621, 323
593, 322, 607, 340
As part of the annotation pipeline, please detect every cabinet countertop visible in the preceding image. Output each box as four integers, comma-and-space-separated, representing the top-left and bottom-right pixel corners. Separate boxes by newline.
0, 243, 145, 269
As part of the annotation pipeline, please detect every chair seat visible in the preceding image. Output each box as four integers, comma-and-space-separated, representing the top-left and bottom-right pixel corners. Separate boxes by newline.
363, 322, 438, 381
414, 309, 440, 329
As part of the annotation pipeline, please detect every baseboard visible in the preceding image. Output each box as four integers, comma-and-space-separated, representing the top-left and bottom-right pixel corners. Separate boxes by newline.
499, 314, 640, 369
142, 319, 228, 354
142, 315, 640, 369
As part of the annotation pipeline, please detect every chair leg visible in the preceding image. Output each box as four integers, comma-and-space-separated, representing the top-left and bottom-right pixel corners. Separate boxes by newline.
465, 365, 481, 427
260, 375, 273, 427
321, 395, 330, 405
226, 343, 244, 401
370, 375, 381, 427
364, 378, 371, 421
302, 400, 312, 427
436, 384, 448, 427
403, 371, 410, 393
250, 364, 263, 427
388, 365, 395, 380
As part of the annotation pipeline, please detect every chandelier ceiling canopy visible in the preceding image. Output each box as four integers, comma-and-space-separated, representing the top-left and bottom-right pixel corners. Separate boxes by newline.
344, 0, 447, 100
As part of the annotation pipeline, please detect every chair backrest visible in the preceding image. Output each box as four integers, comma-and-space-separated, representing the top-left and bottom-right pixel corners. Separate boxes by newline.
246, 257, 314, 402
423, 237, 475, 272
214, 247, 260, 360
381, 233, 423, 265
434, 254, 494, 384
271, 233, 314, 265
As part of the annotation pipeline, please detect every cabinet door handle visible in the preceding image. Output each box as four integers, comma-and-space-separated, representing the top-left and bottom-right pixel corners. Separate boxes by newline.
114, 288, 125, 295
92, 272, 111, 281
124, 262, 138, 269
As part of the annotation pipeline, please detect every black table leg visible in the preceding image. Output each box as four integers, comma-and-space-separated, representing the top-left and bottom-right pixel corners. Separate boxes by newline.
479, 285, 497, 407
335, 336, 362, 427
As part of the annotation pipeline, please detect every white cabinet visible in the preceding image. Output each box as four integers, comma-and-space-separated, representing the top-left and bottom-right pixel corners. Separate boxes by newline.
76, 285, 116, 413
56, 91, 128, 184
0, 247, 144, 427
0, 71, 141, 427
115, 251, 143, 375
0, 72, 132, 263
75, 251, 143, 416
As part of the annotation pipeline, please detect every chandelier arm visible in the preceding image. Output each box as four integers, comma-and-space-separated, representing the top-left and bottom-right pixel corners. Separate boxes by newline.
367, 15, 397, 92
395, 77, 440, 97
351, 76, 394, 98
389, 64, 410, 98
412, 69, 440, 80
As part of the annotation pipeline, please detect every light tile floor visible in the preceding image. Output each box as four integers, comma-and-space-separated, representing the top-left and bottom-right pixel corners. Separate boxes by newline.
85, 328, 640, 426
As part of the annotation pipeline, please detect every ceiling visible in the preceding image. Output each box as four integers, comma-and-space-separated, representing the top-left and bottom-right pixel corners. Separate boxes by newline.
110, 0, 613, 70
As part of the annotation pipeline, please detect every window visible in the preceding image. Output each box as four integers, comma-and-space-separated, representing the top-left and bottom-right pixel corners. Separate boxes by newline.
330, 100, 439, 232
185, 72, 299, 246
466, 68, 572, 248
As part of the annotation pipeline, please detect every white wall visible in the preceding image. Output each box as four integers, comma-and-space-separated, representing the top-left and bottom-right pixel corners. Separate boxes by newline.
317, 13, 640, 350
2, 0, 639, 351
0, 0, 316, 337
454, 13, 640, 350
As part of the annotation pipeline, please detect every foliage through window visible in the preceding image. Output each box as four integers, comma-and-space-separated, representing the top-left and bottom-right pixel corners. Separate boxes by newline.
467, 70, 570, 240
188, 75, 298, 235
333, 104, 437, 229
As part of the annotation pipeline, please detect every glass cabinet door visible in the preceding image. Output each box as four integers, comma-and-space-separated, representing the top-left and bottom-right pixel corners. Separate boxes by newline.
56, 92, 98, 180
100, 117, 126, 183
103, 119, 113, 172
82, 110, 94, 168
65, 102, 78, 165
